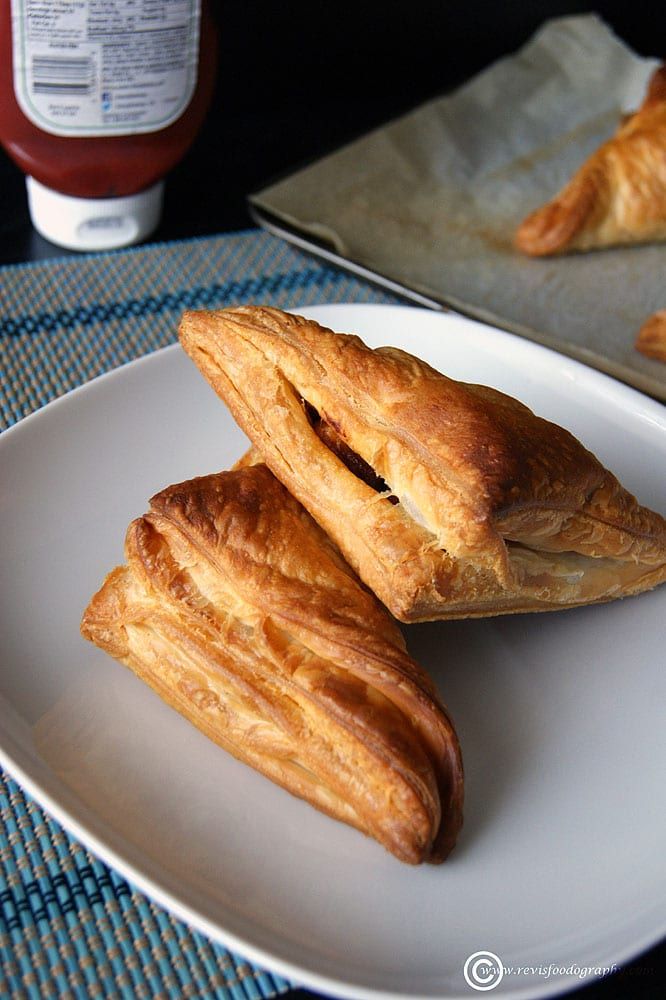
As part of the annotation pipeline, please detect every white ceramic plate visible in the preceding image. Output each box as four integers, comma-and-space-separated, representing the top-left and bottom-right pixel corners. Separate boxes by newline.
1, 304, 664, 1000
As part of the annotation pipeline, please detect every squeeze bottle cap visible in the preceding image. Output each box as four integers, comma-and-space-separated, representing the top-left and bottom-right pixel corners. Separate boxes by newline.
25, 177, 164, 252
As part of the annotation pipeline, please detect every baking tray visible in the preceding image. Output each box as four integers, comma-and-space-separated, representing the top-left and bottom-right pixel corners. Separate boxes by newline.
249, 14, 666, 402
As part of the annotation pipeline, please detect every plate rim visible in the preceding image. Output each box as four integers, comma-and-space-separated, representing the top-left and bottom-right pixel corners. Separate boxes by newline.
1, 302, 665, 448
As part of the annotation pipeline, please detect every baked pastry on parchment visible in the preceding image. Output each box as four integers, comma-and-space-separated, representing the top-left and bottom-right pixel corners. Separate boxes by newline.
179, 305, 666, 623
515, 64, 666, 255
81, 464, 463, 864
635, 309, 666, 362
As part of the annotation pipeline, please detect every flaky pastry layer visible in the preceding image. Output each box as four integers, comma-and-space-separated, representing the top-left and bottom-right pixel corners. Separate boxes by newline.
635, 310, 666, 363
515, 64, 666, 255
179, 305, 666, 622
81, 465, 463, 864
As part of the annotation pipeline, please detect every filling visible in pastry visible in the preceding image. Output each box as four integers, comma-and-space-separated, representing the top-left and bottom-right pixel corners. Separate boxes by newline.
179, 306, 666, 622
301, 394, 663, 604
81, 465, 464, 863
301, 397, 399, 502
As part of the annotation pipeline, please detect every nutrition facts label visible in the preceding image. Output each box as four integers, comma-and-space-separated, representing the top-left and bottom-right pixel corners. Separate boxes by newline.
11, 0, 201, 136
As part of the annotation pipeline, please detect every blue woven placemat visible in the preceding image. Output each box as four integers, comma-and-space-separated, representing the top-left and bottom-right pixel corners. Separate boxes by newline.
0, 228, 400, 998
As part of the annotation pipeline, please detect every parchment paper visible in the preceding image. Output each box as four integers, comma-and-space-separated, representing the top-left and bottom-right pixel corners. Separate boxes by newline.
250, 14, 666, 400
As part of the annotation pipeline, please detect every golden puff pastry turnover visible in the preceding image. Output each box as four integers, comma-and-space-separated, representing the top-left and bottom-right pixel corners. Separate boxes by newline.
635, 309, 666, 362
80, 464, 463, 864
515, 64, 666, 255
179, 305, 666, 623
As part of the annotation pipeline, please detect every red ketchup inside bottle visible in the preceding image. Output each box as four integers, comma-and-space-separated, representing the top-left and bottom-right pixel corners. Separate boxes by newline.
0, 0, 218, 251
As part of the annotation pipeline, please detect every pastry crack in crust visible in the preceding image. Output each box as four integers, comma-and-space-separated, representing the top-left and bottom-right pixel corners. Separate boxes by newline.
178, 306, 666, 622
81, 464, 463, 864
300, 396, 400, 502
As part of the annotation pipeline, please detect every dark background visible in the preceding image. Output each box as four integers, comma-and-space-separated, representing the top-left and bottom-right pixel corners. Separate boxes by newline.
0, 1, 664, 997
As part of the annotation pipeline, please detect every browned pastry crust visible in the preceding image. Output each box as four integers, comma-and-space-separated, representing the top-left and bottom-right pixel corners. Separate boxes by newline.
635, 309, 666, 362
515, 64, 666, 255
179, 305, 666, 623
80, 464, 463, 864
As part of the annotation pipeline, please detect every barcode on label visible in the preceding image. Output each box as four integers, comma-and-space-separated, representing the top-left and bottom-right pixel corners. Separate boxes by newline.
32, 56, 93, 95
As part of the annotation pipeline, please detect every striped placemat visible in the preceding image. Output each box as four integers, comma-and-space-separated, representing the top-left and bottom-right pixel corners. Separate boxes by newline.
0, 228, 400, 998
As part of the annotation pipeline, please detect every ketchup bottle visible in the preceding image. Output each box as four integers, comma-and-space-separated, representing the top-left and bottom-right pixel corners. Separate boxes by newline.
0, 1, 218, 251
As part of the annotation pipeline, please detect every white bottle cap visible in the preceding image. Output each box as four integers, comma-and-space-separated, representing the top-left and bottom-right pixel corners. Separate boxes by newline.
25, 176, 164, 252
